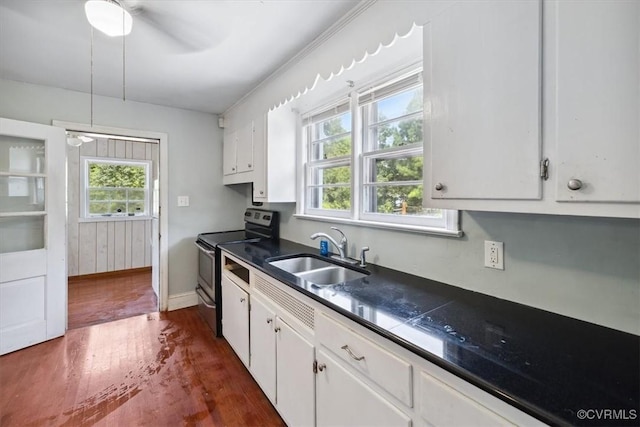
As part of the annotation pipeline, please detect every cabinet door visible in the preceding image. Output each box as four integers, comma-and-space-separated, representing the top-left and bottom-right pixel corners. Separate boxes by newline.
236, 121, 254, 174
221, 277, 249, 366
249, 295, 276, 402
223, 129, 237, 175
427, 0, 541, 200
276, 318, 315, 427
555, 0, 639, 203
316, 349, 411, 427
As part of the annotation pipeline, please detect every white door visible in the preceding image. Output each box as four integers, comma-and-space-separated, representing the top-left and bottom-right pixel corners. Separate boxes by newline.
555, 0, 640, 203
276, 317, 315, 427
316, 349, 411, 427
151, 167, 160, 298
0, 118, 66, 355
249, 295, 276, 402
221, 276, 249, 366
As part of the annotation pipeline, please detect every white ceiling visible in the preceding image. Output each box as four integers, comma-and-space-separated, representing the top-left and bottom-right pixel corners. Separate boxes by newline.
0, 0, 360, 114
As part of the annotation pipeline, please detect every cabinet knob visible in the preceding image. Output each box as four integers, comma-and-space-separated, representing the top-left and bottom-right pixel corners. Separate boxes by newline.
259, 191, 264, 195
248, 163, 252, 168
231, 167, 236, 172
434, 182, 444, 191
240, 297, 246, 303
274, 327, 281, 333
567, 179, 583, 191
317, 363, 326, 372
266, 318, 273, 324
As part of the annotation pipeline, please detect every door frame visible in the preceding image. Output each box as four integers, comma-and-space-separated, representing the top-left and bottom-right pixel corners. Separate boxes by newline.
53, 120, 169, 311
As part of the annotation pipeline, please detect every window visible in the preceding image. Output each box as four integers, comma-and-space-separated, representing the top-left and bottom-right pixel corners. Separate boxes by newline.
304, 100, 352, 217
300, 70, 460, 234
80, 157, 151, 219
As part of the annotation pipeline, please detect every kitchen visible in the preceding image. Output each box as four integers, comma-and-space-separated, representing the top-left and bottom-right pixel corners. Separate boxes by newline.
0, 0, 638, 426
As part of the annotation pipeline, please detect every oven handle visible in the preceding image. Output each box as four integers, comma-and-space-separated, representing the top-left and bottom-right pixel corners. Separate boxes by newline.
194, 241, 216, 256
196, 286, 216, 309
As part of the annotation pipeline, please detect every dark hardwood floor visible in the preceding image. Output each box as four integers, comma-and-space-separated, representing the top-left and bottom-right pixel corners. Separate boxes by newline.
0, 307, 285, 427
68, 268, 158, 329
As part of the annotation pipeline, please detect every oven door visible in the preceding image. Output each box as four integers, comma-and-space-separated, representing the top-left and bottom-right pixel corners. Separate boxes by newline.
195, 241, 217, 334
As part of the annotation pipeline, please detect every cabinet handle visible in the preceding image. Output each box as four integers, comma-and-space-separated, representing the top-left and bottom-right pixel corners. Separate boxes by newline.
240, 297, 246, 303
266, 318, 273, 324
274, 327, 281, 333
341, 345, 365, 361
567, 179, 583, 191
317, 363, 326, 372
434, 182, 444, 191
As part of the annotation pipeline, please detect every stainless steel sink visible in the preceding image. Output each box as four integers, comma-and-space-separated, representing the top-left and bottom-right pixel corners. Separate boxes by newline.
267, 255, 369, 286
295, 266, 367, 285
268, 256, 334, 274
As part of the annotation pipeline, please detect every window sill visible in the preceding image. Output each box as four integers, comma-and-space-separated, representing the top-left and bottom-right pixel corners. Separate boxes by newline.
78, 215, 153, 223
293, 214, 464, 237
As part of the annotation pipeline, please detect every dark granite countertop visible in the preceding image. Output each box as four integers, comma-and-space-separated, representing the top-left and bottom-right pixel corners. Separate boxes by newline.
220, 238, 640, 427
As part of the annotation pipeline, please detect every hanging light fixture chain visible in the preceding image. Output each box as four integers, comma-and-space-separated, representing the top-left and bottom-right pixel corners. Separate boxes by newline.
90, 26, 94, 127
122, 5, 126, 102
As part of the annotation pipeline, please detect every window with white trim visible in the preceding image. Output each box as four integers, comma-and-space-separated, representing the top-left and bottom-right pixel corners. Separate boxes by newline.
80, 157, 151, 219
301, 70, 460, 234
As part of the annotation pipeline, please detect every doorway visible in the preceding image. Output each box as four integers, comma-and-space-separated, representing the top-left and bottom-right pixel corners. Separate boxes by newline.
53, 121, 169, 329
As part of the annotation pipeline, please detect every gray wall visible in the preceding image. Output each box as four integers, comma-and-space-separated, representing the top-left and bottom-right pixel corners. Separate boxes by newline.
0, 78, 248, 297
268, 203, 640, 335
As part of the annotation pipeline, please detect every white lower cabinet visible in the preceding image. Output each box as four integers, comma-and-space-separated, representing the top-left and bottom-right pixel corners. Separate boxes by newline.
418, 371, 514, 427
221, 276, 250, 367
316, 348, 412, 427
249, 294, 315, 427
220, 256, 546, 427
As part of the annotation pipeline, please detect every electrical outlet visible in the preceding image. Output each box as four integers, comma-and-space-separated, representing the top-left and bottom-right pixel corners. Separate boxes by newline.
177, 196, 190, 207
484, 241, 504, 270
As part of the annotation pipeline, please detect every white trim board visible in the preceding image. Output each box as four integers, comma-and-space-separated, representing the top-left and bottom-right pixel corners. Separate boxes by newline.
167, 291, 198, 311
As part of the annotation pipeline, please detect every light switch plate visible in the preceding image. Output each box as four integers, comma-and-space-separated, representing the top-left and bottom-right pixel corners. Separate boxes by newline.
177, 196, 190, 207
484, 241, 504, 270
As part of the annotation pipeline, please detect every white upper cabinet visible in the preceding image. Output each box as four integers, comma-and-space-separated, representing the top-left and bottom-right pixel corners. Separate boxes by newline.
222, 120, 254, 184
554, 0, 639, 204
424, 0, 639, 218
426, 0, 542, 200
252, 107, 297, 202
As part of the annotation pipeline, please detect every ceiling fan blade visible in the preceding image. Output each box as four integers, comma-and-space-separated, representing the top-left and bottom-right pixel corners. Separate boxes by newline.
124, 2, 218, 53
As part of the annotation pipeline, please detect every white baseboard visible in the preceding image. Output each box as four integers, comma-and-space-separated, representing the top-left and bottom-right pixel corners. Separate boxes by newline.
167, 291, 198, 311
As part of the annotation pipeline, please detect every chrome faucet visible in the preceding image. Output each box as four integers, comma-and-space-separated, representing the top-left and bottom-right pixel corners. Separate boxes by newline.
310, 226, 349, 260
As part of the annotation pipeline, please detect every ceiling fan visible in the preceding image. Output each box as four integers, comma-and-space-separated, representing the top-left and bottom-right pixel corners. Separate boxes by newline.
84, 0, 216, 52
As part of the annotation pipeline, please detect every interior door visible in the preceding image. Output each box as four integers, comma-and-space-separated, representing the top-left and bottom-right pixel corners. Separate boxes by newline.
0, 117, 66, 355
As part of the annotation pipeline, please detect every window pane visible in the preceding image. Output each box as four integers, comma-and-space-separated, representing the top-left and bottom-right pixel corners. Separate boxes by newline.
128, 189, 145, 200
0, 136, 45, 174
373, 86, 422, 124
371, 116, 423, 150
311, 165, 351, 186
369, 155, 423, 183
0, 216, 44, 253
309, 187, 351, 211
89, 202, 111, 215
88, 188, 112, 201
88, 163, 146, 188
314, 112, 351, 140
0, 176, 45, 212
364, 184, 440, 216
128, 201, 145, 214
311, 134, 352, 160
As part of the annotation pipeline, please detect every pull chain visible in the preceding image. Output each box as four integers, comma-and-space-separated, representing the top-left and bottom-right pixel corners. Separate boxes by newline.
90, 26, 94, 127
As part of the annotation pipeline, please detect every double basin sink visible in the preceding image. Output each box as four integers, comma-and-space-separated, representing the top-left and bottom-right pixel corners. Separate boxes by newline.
267, 254, 369, 286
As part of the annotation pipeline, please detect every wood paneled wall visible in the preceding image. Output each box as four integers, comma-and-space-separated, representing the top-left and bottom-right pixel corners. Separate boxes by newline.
67, 138, 158, 277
